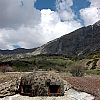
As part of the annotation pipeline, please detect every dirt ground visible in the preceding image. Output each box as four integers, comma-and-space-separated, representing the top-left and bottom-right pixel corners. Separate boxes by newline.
64, 76, 100, 100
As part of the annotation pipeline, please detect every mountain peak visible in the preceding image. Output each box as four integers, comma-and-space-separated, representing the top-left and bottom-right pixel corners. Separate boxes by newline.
94, 20, 100, 26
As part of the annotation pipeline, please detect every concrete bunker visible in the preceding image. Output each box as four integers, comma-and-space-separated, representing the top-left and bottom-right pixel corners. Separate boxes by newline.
19, 71, 64, 96
48, 85, 61, 96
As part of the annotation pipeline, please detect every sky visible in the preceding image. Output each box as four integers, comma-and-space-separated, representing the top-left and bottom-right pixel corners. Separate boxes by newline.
0, 0, 100, 50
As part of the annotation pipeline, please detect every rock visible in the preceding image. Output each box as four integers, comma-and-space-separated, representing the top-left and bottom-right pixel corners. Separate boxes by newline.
0, 79, 20, 97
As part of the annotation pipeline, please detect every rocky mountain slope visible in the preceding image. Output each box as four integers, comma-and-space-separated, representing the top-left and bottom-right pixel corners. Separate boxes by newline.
32, 20, 100, 57
0, 20, 100, 58
0, 48, 37, 55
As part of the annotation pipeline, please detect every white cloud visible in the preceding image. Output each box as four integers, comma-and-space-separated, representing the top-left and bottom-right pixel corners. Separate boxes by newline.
89, 0, 100, 7
0, 0, 83, 50
80, 0, 100, 25
80, 7, 100, 25
0, 26, 45, 50
0, 8, 82, 50
39, 9, 82, 42
56, 0, 74, 21
37, 0, 82, 42
0, 0, 41, 28
0, 0, 43, 49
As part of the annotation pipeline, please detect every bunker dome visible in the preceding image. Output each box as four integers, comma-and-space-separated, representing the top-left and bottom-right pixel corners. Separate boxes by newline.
19, 71, 64, 96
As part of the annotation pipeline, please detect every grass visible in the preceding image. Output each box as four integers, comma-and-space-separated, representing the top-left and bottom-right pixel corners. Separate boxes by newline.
7, 55, 75, 72
86, 69, 100, 75
0, 54, 100, 77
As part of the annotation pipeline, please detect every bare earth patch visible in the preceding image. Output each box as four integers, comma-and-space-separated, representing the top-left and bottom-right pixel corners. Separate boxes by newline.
64, 76, 100, 100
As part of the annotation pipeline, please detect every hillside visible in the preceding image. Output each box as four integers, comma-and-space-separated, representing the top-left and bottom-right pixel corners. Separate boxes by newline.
32, 20, 100, 57
0, 48, 37, 55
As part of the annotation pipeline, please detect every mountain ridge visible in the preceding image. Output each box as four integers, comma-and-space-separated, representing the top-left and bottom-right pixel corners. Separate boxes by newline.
0, 20, 100, 57
0, 48, 37, 55
32, 20, 100, 57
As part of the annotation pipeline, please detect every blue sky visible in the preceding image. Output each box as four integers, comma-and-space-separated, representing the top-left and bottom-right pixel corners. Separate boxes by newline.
71, 0, 90, 13
71, 0, 90, 24
35, 0, 90, 25
35, 0, 90, 11
34, 0, 56, 11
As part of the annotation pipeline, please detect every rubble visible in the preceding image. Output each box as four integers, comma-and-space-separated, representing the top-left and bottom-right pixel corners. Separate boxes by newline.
0, 79, 18, 97
19, 71, 64, 96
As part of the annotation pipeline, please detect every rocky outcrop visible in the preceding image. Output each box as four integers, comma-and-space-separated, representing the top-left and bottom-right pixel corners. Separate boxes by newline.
19, 71, 64, 96
0, 79, 19, 97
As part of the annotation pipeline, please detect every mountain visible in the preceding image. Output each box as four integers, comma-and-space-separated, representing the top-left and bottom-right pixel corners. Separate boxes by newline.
0, 20, 100, 57
32, 20, 100, 57
0, 48, 37, 55
0, 21, 100, 72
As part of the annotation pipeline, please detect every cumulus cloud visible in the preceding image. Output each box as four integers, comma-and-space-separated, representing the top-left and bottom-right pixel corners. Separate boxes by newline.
56, 0, 74, 21
0, 0, 43, 49
0, 8, 82, 50
80, 7, 100, 25
0, 0, 83, 50
0, 26, 45, 50
0, 0, 41, 28
89, 0, 100, 7
40, 9, 81, 41
80, 0, 100, 25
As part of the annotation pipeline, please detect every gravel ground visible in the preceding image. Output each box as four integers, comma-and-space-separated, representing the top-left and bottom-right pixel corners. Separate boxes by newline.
64, 77, 100, 99
0, 89, 94, 100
